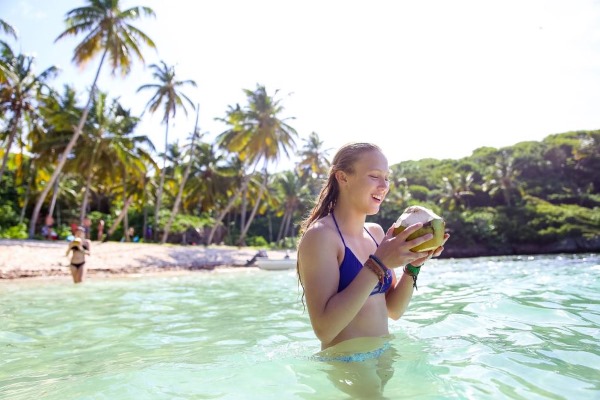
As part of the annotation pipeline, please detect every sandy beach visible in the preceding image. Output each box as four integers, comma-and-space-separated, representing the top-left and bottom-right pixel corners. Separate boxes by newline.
0, 239, 292, 280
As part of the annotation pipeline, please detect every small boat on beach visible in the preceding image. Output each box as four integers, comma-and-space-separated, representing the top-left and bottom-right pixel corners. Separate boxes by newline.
255, 258, 297, 271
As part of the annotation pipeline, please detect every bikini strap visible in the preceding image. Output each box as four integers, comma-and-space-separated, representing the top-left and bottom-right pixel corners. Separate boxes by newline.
364, 227, 380, 247
332, 212, 379, 247
331, 212, 346, 246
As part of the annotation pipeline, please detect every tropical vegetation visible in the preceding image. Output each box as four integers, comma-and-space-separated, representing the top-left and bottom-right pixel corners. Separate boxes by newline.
1, 4, 599, 258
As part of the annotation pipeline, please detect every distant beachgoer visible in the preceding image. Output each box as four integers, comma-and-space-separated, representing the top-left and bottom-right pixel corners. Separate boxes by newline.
145, 225, 153, 241
297, 142, 450, 352
83, 216, 92, 239
70, 221, 78, 236
43, 215, 54, 240
41, 224, 49, 239
97, 219, 105, 241
65, 226, 91, 284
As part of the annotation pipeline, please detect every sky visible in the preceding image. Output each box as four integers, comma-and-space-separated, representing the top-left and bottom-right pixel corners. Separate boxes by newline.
3, 0, 600, 170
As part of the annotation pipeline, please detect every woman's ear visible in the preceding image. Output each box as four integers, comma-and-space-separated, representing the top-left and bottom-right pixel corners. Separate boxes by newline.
335, 170, 348, 185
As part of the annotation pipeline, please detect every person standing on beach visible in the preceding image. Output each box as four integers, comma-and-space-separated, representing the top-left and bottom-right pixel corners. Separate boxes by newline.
297, 143, 449, 351
65, 226, 91, 283
83, 216, 92, 239
97, 219, 105, 241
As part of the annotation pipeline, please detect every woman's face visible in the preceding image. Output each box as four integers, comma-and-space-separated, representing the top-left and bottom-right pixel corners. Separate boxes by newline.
344, 150, 390, 215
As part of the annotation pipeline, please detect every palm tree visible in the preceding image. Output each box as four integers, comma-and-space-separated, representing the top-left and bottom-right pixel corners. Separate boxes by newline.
0, 18, 18, 83
161, 106, 201, 243
72, 91, 155, 225
215, 84, 298, 245
438, 172, 475, 211
187, 143, 237, 214
94, 113, 156, 242
137, 60, 196, 241
296, 131, 332, 197
273, 170, 309, 243
482, 151, 521, 207
28, 0, 156, 238
0, 18, 17, 42
0, 49, 58, 184
296, 131, 331, 181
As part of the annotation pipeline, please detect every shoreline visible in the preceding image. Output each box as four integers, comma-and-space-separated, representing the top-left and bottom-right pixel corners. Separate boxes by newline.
0, 239, 291, 280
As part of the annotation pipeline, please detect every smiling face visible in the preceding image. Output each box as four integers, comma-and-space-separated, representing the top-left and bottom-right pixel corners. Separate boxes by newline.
341, 149, 390, 215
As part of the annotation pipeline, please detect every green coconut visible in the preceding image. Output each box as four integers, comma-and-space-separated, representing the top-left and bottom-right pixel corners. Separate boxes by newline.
392, 205, 445, 252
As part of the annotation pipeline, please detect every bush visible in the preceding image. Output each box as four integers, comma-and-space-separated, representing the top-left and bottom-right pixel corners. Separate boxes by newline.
0, 223, 28, 239
0, 204, 20, 231
409, 185, 430, 202
247, 235, 268, 247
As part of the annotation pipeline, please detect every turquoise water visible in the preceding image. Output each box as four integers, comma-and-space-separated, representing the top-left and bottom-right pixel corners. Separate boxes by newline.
1, 254, 599, 399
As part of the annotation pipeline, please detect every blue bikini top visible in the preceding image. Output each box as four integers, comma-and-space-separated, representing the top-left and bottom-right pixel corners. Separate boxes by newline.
331, 212, 393, 295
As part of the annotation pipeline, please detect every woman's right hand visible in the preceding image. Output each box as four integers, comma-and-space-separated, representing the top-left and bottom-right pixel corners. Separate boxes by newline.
374, 223, 433, 268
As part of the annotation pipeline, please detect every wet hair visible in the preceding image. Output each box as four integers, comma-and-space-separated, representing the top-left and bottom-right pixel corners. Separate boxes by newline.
296, 142, 382, 303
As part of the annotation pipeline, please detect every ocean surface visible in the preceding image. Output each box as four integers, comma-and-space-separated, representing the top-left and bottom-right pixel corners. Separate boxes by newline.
1, 254, 599, 399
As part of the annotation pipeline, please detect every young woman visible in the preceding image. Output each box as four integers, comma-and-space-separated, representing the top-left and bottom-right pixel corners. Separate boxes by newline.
65, 226, 91, 283
297, 143, 449, 351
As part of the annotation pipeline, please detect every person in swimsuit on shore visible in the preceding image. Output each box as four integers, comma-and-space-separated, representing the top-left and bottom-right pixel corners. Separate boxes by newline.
65, 226, 91, 283
297, 143, 450, 352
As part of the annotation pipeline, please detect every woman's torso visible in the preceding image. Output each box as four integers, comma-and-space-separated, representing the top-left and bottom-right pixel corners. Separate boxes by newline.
326, 214, 390, 348
70, 240, 88, 264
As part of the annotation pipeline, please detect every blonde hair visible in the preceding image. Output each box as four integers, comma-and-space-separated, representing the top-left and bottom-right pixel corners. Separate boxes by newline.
296, 143, 382, 298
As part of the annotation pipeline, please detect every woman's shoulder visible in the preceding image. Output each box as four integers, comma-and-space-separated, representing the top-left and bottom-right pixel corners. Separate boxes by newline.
365, 221, 385, 241
302, 216, 335, 238
299, 216, 339, 249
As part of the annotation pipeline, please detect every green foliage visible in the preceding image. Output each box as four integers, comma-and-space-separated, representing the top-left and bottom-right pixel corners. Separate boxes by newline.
270, 236, 298, 250
246, 235, 268, 247
55, 224, 73, 239
159, 211, 212, 234
454, 208, 499, 245
408, 185, 429, 201
0, 223, 28, 239
0, 203, 20, 230
521, 196, 599, 240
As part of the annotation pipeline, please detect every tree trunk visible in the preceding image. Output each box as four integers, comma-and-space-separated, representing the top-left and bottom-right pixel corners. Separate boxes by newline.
80, 140, 100, 223
28, 48, 108, 238
123, 167, 129, 242
48, 177, 60, 219
276, 207, 290, 243
18, 158, 35, 224
237, 171, 268, 246
0, 108, 21, 185
105, 196, 133, 240
154, 116, 170, 241
283, 205, 296, 238
142, 175, 148, 242
206, 187, 243, 245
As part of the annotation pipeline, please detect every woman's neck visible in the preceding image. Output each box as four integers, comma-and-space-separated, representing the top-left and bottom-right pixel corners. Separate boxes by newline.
332, 206, 367, 237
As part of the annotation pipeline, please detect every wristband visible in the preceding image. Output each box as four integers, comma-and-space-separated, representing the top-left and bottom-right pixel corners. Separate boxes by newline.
403, 263, 422, 290
364, 258, 385, 283
368, 254, 389, 273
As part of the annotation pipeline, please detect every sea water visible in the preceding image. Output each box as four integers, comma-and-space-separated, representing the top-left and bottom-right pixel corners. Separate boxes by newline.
1, 254, 599, 399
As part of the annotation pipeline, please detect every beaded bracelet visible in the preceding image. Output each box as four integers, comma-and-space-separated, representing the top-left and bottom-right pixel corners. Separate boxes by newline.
368, 254, 389, 273
364, 258, 386, 284
403, 263, 422, 290
368, 255, 391, 285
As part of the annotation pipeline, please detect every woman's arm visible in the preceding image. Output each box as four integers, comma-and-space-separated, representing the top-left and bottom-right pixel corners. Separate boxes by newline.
385, 268, 416, 320
385, 233, 450, 319
298, 227, 379, 345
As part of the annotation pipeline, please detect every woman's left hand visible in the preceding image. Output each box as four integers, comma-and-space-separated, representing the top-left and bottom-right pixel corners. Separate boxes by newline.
410, 233, 450, 267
